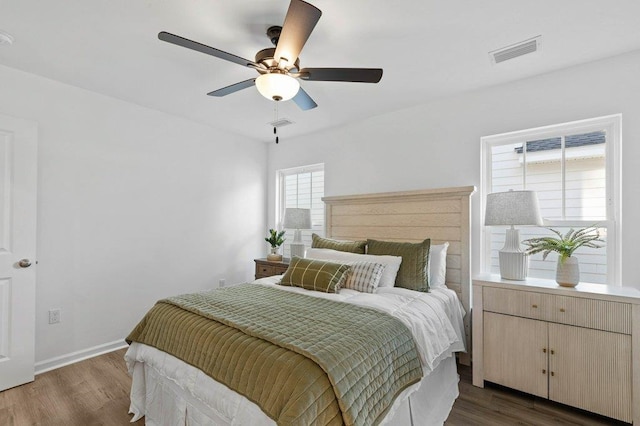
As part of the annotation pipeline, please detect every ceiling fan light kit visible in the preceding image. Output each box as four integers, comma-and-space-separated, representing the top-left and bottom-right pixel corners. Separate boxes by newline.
256, 73, 300, 101
158, 0, 383, 111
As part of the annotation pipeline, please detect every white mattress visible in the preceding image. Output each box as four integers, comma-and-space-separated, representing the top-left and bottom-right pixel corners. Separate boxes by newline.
126, 278, 466, 425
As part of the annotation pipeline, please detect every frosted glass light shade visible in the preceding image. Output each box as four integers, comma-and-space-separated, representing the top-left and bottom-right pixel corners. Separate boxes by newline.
255, 73, 300, 101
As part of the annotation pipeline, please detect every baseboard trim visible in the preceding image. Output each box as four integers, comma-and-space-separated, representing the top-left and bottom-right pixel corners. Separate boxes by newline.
35, 339, 128, 375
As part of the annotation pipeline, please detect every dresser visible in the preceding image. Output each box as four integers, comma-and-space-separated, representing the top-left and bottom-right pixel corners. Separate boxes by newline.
254, 258, 290, 279
473, 274, 640, 423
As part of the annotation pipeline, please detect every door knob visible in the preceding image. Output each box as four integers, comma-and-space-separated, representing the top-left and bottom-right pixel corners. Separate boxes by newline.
18, 259, 32, 268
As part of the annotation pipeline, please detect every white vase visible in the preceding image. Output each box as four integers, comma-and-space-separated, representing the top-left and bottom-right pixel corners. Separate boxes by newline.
556, 256, 579, 287
267, 246, 282, 261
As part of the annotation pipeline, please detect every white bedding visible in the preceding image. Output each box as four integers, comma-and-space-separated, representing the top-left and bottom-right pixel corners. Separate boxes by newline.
125, 277, 466, 425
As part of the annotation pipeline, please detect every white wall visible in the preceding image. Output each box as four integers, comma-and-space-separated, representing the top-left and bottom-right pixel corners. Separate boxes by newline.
0, 65, 267, 364
267, 49, 640, 290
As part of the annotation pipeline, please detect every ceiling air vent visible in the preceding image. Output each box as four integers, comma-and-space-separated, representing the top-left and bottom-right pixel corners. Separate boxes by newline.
269, 118, 294, 128
489, 36, 541, 64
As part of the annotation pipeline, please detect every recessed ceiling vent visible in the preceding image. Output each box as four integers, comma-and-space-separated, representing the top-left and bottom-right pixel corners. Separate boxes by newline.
490, 36, 541, 64
269, 118, 294, 128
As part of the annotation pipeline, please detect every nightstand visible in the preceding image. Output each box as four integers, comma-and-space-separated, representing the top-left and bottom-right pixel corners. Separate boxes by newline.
254, 258, 290, 279
472, 274, 640, 423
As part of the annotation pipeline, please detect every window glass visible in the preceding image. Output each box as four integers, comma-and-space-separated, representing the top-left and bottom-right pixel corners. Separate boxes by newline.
277, 164, 324, 258
482, 118, 619, 285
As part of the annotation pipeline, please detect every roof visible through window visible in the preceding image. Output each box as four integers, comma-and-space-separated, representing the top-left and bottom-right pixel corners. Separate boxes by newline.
514, 131, 605, 154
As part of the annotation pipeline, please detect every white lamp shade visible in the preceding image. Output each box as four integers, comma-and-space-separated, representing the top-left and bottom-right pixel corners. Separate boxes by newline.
283, 208, 311, 229
255, 73, 300, 101
484, 190, 543, 226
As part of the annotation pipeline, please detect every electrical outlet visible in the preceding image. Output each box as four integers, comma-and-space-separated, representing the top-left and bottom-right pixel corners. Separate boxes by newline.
48, 309, 61, 324
219, 279, 226, 287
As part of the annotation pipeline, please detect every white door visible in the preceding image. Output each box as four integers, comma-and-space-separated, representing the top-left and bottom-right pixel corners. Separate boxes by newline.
0, 114, 38, 391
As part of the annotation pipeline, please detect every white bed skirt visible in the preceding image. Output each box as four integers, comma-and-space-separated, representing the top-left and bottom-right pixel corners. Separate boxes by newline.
126, 342, 459, 426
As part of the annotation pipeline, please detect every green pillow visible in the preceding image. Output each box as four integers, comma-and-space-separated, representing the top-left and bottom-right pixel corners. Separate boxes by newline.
311, 233, 367, 254
279, 257, 352, 293
366, 238, 431, 292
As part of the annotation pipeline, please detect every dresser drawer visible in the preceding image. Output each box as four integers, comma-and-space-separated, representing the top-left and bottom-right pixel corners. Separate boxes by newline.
552, 296, 631, 334
483, 287, 552, 320
483, 286, 632, 334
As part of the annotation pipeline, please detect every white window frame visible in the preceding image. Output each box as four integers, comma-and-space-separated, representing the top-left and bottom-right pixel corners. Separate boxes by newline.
480, 114, 621, 285
275, 163, 325, 255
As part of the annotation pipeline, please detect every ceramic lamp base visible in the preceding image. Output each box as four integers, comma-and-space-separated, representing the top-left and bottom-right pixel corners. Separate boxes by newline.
499, 251, 529, 280
289, 242, 306, 259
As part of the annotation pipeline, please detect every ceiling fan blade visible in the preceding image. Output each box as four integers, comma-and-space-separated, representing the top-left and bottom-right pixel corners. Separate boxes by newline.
274, 0, 322, 66
207, 79, 256, 97
159, 31, 259, 68
299, 68, 383, 83
292, 86, 318, 110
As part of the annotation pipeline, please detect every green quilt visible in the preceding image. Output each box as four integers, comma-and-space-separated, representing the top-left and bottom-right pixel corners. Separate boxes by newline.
127, 284, 422, 426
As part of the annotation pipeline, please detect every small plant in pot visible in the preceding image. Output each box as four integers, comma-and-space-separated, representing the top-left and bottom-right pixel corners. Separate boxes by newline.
523, 226, 604, 287
265, 229, 286, 261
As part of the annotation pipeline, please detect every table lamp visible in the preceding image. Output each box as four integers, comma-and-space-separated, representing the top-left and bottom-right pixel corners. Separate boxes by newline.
284, 208, 312, 258
484, 190, 543, 280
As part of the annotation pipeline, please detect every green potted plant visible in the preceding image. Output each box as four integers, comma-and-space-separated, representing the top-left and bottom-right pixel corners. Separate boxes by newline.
522, 226, 604, 287
265, 229, 286, 261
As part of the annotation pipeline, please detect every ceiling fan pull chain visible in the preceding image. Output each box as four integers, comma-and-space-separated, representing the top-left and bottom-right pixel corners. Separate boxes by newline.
274, 103, 280, 144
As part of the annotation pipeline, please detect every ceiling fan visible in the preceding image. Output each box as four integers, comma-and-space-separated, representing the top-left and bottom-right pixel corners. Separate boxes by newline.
158, 0, 383, 111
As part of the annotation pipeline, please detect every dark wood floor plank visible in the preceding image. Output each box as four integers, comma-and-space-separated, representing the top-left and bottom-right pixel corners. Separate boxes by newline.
0, 350, 626, 425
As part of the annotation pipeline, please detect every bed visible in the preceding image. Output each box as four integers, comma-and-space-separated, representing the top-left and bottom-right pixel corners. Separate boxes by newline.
125, 185, 476, 425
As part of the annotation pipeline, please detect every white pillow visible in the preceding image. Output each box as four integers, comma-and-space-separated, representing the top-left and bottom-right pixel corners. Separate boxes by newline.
429, 242, 449, 288
305, 248, 402, 288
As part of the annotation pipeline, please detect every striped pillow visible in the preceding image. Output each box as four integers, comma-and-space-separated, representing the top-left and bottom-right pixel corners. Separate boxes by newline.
342, 261, 385, 293
279, 257, 351, 293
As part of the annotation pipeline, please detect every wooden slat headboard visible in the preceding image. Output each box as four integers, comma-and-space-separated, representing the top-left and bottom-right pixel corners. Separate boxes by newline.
323, 186, 476, 361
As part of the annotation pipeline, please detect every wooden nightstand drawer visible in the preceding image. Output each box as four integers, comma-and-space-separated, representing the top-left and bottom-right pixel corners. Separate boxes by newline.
257, 265, 275, 276
483, 287, 552, 321
553, 296, 631, 334
254, 258, 290, 279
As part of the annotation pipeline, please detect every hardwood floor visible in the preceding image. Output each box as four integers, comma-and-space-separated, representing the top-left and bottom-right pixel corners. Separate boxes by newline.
0, 350, 623, 425
0, 349, 143, 426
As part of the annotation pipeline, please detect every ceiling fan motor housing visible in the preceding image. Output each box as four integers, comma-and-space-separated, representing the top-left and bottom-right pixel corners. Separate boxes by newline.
255, 47, 300, 72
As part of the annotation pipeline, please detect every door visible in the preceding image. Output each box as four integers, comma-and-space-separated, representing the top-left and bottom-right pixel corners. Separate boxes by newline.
548, 323, 632, 422
483, 312, 548, 398
0, 114, 38, 391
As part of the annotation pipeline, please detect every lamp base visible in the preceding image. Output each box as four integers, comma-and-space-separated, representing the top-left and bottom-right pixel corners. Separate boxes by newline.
289, 242, 306, 259
499, 251, 529, 280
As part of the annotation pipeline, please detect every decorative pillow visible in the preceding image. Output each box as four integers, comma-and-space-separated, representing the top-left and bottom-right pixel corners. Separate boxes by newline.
305, 248, 402, 288
367, 238, 431, 292
342, 261, 385, 293
311, 233, 367, 254
279, 256, 351, 293
429, 243, 449, 288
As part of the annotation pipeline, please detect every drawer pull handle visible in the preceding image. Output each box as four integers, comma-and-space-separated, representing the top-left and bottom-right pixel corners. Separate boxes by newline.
543, 348, 547, 353
532, 304, 538, 309
542, 369, 546, 374
559, 308, 566, 313
551, 371, 555, 377
550, 349, 555, 355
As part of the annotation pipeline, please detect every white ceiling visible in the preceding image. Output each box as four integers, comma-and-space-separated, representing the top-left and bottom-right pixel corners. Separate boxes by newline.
2, 1, 640, 142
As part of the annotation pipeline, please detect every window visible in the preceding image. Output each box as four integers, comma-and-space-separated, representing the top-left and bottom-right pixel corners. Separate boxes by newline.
276, 164, 325, 258
481, 115, 621, 285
